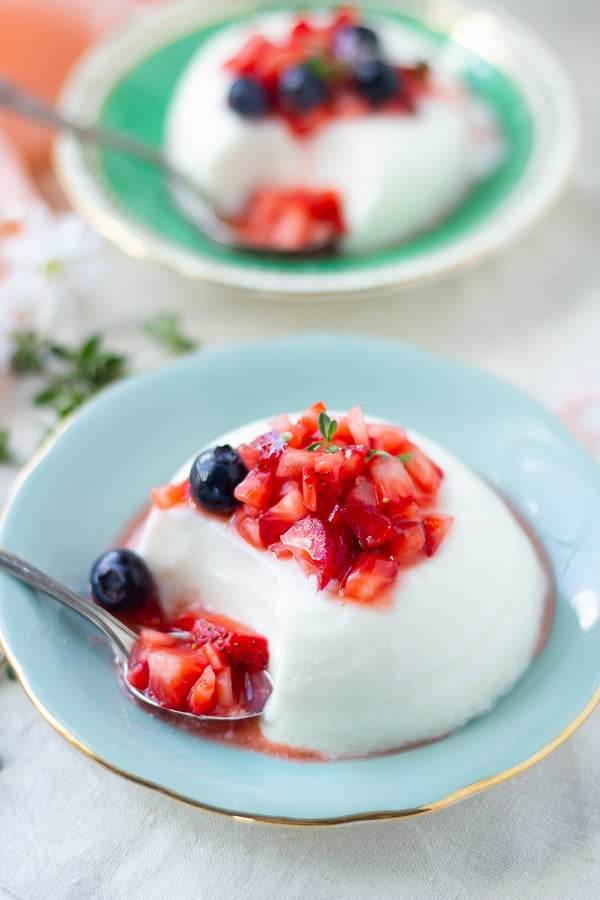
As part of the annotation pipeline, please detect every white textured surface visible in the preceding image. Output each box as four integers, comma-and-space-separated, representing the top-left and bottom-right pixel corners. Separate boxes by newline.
135, 422, 545, 754
1, 0, 600, 896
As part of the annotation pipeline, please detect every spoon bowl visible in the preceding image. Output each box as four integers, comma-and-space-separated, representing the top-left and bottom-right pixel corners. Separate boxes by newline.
0, 546, 272, 722
0, 78, 336, 256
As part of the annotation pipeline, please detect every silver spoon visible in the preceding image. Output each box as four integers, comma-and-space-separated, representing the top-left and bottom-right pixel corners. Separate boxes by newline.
0, 78, 336, 256
0, 546, 272, 721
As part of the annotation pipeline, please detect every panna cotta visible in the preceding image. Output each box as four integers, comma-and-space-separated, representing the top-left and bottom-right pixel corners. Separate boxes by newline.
111, 404, 549, 757
165, 9, 504, 252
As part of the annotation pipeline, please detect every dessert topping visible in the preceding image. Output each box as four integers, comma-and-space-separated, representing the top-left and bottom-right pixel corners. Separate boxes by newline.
125, 615, 270, 716
150, 403, 453, 603
223, 9, 431, 135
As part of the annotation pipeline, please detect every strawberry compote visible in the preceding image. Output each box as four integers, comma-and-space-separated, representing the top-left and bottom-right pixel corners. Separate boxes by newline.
151, 402, 452, 603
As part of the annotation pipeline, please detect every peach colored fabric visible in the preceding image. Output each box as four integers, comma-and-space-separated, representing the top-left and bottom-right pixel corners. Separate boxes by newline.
0, 0, 158, 171
0, 128, 37, 211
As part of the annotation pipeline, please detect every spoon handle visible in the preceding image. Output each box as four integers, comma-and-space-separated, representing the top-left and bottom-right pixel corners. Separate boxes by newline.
0, 546, 137, 660
0, 77, 167, 171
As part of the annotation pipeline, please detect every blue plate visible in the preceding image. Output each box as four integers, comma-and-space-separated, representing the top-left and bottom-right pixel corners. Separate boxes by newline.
1, 335, 600, 824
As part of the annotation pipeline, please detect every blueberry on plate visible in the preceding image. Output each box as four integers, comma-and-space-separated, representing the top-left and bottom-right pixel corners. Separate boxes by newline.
354, 59, 400, 104
332, 24, 380, 64
190, 444, 248, 513
91, 549, 155, 611
278, 64, 327, 111
228, 77, 270, 118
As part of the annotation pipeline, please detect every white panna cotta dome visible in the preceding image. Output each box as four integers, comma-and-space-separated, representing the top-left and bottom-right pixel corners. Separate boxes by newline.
132, 418, 548, 757
165, 12, 503, 252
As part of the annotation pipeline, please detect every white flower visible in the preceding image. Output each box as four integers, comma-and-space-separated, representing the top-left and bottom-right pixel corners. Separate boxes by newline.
0, 202, 105, 371
1, 202, 101, 274
260, 430, 288, 456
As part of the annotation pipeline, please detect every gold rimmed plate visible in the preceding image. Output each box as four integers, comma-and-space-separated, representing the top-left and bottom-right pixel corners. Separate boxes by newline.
1, 335, 600, 823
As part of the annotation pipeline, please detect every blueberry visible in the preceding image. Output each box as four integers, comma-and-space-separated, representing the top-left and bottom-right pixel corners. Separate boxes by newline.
189, 444, 247, 513
228, 77, 269, 118
91, 549, 155, 611
354, 59, 400, 104
332, 24, 380, 64
278, 65, 327, 112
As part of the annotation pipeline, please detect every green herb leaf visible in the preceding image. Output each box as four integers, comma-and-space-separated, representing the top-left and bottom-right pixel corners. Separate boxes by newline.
144, 313, 196, 355
365, 449, 390, 461
33, 334, 127, 420
324, 444, 340, 454
280, 431, 293, 442
397, 452, 414, 466
306, 441, 323, 452
318, 411, 338, 444
0, 429, 13, 464
9, 331, 50, 374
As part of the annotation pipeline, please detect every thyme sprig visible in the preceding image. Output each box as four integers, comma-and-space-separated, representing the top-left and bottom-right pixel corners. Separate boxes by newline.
144, 313, 196, 355
307, 411, 341, 454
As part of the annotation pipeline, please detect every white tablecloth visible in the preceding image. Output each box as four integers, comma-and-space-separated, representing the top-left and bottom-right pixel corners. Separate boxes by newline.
1, 0, 599, 897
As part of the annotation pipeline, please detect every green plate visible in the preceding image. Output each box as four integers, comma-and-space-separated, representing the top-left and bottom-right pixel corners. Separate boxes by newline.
55, 0, 578, 297
2, 335, 600, 824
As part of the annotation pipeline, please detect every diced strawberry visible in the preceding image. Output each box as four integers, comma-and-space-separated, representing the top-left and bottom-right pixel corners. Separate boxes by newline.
147, 647, 209, 710
237, 442, 262, 470
150, 479, 190, 510
127, 659, 149, 691
234, 506, 263, 549
423, 515, 453, 555
224, 34, 273, 75
234, 468, 274, 508
341, 554, 398, 602
345, 475, 378, 506
227, 632, 269, 670
188, 665, 217, 715
301, 467, 340, 518
291, 19, 313, 41
347, 405, 369, 446
331, 416, 353, 443
306, 190, 345, 233
169, 612, 199, 632
370, 455, 416, 505
269, 412, 294, 433
366, 424, 409, 455
276, 447, 318, 477
297, 401, 327, 440
386, 500, 424, 526
215, 666, 235, 707
302, 467, 318, 512
259, 487, 307, 546
341, 501, 396, 550
333, 91, 371, 118
135, 628, 179, 664
279, 515, 337, 588
269, 197, 312, 250
405, 451, 443, 496
202, 642, 227, 672
192, 617, 230, 651
312, 448, 345, 473
386, 521, 426, 564
286, 105, 332, 136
